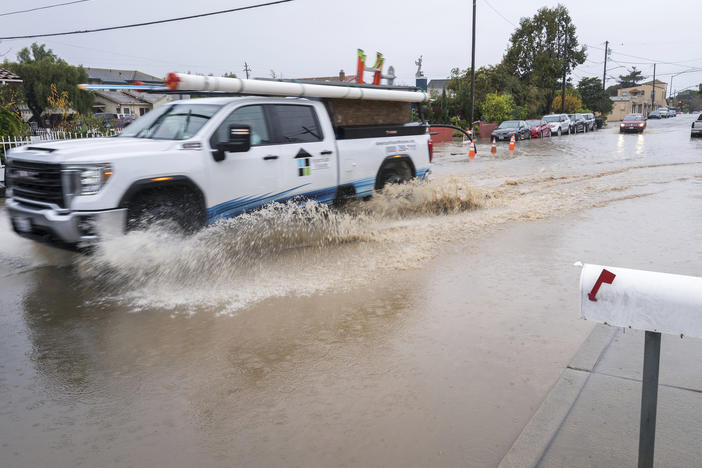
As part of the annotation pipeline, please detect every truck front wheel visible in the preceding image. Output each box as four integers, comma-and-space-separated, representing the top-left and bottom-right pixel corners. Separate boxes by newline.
126, 189, 205, 234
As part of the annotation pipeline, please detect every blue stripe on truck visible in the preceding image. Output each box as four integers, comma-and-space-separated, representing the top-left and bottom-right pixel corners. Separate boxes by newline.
206, 170, 431, 223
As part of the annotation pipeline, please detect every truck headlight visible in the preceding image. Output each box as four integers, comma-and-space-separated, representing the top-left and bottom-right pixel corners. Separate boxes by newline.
65, 164, 113, 196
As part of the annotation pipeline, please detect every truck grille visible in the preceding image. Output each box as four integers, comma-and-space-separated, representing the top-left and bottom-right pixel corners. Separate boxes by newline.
7, 160, 65, 207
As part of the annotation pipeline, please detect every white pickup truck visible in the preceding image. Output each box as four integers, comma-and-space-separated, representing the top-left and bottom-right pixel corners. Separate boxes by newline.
4, 94, 432, 249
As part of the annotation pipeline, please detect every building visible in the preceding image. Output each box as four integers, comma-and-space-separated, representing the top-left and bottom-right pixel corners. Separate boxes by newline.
0, 67, 22, 86
84, 67, 172, 117
607, 80, 668, 121
85, 67, 163, 86
91, 89, 170, 116
428, 79, 450, 94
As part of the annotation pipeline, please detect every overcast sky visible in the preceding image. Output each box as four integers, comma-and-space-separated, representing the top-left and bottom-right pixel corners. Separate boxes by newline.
1, 0, 700, 94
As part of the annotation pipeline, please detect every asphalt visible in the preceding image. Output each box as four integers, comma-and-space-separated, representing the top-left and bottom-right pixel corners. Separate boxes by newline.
499, 324, 702, 468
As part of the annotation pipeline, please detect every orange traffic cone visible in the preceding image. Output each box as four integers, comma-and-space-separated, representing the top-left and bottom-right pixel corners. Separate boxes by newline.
469, 141, 476, 158
491, 138, 497, 154
508, 133, 516, 151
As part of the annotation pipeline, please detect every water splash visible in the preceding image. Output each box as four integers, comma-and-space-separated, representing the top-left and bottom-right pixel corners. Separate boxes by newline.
78, 177, 489, 314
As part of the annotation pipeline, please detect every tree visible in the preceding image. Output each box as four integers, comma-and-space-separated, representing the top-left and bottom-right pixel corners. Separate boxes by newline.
577, 77, 613, 115
0, 105, 28, 160
481, 93, 514, 122
552, 89, 583, 113
677, 89, 702, 112
3, 43, 93, 124
618, 67, 644, 88
502, 4, 586, 115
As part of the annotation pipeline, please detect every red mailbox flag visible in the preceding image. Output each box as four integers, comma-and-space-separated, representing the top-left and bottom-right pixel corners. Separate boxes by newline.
588, 269, 616, 302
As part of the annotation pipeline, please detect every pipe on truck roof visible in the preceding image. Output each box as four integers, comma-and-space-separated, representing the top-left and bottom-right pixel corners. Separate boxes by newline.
165, 73, 430, 103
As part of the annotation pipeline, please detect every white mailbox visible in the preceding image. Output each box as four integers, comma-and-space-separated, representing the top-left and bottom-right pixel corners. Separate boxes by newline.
578, 262, 702, 467
579, 263, 702, 339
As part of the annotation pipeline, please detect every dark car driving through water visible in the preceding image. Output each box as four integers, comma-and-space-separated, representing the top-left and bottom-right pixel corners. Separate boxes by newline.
619, 114, 646, 133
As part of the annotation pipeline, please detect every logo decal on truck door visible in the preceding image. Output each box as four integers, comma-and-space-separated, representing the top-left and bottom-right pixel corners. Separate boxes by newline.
295, 148, 312, 176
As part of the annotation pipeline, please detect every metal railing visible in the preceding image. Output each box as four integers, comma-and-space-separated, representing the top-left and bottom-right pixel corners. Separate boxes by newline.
1, 129, 119, 183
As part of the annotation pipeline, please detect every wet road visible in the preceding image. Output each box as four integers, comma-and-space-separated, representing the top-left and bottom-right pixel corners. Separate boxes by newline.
1, 115, 701, 467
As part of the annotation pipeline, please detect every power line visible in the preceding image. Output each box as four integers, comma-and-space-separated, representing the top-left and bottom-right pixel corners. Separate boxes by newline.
584, 43, 699, 69
0, 0, 89, 17
480, 0, 517, 28
0, 0, 293, 40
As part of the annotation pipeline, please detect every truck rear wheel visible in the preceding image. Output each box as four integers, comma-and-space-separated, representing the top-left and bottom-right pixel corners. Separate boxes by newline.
375, 160, 413, 191
126, 189, 205, 234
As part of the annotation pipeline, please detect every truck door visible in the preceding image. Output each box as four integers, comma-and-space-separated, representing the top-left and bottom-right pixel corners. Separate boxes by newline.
206, 104, 282, 222
269, 104, 338, 204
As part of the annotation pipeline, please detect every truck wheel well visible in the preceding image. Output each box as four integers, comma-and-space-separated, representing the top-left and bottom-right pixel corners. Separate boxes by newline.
375, 156, 415, 190
122, 178, 207, 232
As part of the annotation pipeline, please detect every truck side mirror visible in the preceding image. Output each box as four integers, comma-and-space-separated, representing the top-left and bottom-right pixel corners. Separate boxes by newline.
214, 125, 251, 161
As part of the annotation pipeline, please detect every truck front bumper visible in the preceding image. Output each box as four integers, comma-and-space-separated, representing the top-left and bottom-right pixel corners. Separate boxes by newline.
6, 198, 127, 249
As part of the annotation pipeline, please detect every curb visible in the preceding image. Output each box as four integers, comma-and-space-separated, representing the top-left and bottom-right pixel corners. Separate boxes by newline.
497, 325, 619, 468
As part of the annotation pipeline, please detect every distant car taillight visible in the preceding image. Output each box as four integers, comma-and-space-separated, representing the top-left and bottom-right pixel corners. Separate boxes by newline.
428, 139, 433, 163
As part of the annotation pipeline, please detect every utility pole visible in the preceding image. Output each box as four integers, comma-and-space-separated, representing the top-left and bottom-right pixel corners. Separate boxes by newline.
469, 0, 476, 129
243, 61, 251, 79
602, 40, 609, 90
560, 21, 568, 113
651, 63, 656, 109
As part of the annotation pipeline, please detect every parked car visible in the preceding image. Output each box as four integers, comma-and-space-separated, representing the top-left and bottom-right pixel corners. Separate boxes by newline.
692, 113, 702, 137
583, 112, 596, 131
657, 108, 669, 118
568, 113, 588, 133
668, 109, 677, 117
526, 119, 551, 138
595, 117, 606, 129
94, 112, 119, 128
491, 120, 532, 141
542, 114, 571, 136
648, 111, 662, 119
619, 114, 646, 133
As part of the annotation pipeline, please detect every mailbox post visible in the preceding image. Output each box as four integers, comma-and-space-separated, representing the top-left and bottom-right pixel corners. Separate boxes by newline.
579, 264, 702, 468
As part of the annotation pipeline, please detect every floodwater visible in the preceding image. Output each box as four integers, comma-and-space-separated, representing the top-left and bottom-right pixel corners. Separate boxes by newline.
1, 115, 701, 467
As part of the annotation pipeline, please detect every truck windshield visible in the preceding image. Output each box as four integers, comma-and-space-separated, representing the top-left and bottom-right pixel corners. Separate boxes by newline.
119, 103, 223, 140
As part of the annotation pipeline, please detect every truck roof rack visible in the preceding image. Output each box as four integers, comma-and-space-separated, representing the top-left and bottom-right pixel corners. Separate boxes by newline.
164, 73, 430, 103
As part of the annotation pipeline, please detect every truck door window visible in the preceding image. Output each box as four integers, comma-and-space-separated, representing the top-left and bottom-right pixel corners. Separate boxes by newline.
272, 105, 323, 143
214, 105, 270, 146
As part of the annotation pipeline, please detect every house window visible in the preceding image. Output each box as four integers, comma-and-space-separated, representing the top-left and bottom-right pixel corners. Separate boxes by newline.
140, 108, 146, 116
116, 107, 121, 114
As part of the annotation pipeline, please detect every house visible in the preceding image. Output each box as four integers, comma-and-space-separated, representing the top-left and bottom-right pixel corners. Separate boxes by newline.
607, 80, 668, 121
428, 79, 450, 94
84, 67, 172, 116
91, 89, 170, 117
85, 67, 163, 85
0, 67, 22, 86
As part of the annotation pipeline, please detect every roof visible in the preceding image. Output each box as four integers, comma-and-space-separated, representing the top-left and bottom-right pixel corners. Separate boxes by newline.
428, 79, 450, 89
0, 67, 22, 84
93, 89, 149, 105
122, 90, 168, 104
85, 67, 162, 85
619, 80, 667, 93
